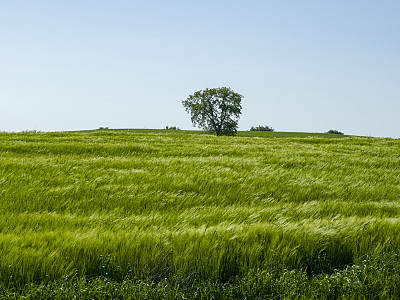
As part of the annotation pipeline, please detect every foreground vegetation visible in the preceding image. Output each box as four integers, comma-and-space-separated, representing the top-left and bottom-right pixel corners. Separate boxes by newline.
0, 129, 399, 298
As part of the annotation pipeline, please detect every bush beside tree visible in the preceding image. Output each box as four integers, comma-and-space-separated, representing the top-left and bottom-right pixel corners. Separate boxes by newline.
250, 125, 274, 132
326, 129, 344, 135
165, 126, 180, 130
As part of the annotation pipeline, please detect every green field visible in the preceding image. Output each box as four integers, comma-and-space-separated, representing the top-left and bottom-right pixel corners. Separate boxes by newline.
0, 129, 399, 299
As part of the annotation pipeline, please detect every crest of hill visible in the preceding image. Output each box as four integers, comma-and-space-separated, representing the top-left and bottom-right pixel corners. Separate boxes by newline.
87, 128, 355, 139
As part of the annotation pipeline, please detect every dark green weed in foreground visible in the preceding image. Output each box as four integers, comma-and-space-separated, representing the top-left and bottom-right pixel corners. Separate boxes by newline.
2, 251, 400, 299
0, 130, 399, 298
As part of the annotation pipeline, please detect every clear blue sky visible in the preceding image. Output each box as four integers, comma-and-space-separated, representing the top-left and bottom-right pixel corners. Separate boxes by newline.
1, 1, 399, 137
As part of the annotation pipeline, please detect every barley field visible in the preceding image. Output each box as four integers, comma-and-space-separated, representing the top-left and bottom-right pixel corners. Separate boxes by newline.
0, 129, 399, 299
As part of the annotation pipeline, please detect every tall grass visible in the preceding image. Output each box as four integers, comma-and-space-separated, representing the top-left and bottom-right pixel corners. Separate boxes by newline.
0, 130, 399, 297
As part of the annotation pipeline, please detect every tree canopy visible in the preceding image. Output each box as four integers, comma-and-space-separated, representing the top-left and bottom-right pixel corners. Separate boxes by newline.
182, 87, 243, 136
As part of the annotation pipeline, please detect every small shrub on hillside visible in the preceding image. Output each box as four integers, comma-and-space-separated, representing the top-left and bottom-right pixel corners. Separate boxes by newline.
98, 127, 109, 130
326, 129, 344, 135
20, 130, 42, 133
250, 125, 274, 132
165, 126, 180, 130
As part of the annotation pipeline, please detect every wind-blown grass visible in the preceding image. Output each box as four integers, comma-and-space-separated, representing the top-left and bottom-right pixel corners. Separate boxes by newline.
0, 130, 399, 298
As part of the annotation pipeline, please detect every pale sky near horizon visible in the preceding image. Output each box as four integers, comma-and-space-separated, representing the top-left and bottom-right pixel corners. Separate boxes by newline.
1, 1, 399, 138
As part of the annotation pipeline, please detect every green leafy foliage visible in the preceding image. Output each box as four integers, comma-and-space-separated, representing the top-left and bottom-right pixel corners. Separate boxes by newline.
326, 129, 344, 135
250, 125, 274, 132
165, 126, 180, 130
182, 87, 243, 136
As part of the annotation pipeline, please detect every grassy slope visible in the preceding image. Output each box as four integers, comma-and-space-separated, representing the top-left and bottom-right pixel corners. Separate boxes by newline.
0, 129, 399, 298
81, 128, 352, 138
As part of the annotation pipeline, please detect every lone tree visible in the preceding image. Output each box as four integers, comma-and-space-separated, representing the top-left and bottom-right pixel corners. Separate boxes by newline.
182, 87, 243, 136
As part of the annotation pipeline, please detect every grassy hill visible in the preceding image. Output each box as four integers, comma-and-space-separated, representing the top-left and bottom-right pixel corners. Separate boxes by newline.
0, 129, 399, 298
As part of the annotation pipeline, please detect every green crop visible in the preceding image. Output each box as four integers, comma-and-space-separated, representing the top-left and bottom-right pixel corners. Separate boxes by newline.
0, 130, 399, 298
